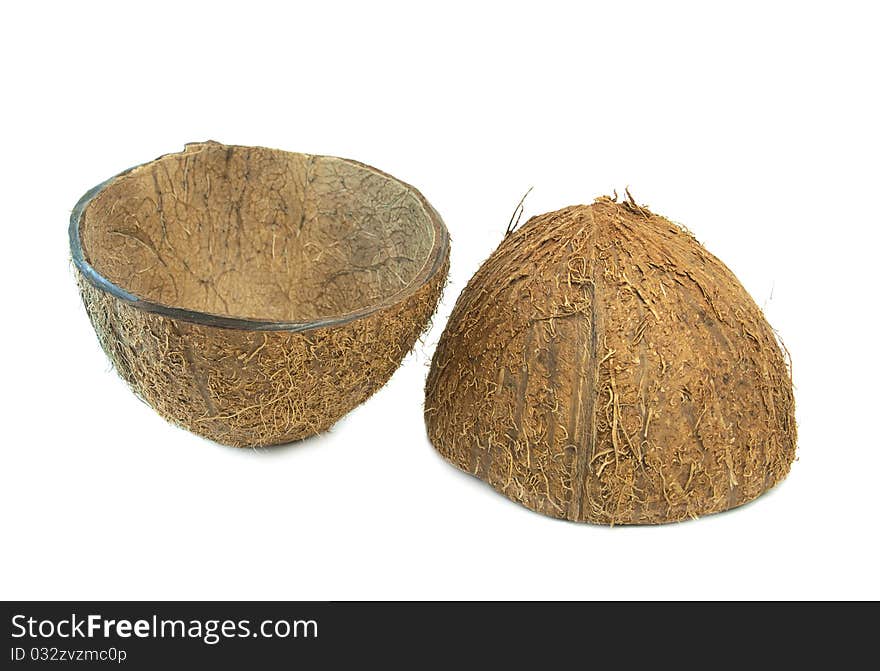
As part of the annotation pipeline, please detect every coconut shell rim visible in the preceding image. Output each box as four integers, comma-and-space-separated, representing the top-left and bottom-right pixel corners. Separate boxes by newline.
69, 141, 450, 333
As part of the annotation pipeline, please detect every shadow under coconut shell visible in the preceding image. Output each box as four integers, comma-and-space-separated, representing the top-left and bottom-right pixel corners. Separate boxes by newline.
232, 418, 346, 455
427, 444, 793, 528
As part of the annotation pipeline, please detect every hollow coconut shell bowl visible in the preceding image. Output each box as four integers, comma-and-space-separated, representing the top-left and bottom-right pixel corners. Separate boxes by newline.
425, 194, 795, 524
72, 142, 449, 447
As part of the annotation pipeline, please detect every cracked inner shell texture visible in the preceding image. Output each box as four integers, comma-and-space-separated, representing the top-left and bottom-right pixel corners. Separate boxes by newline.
425, 195, 795, 524
72, 141, 449, 447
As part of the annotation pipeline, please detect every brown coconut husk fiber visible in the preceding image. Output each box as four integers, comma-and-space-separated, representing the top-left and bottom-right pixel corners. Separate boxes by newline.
425, 193, 795, 524
72, 142, 449, 447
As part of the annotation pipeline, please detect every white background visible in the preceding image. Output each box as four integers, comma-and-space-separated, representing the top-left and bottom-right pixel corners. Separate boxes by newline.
1, 1, 878, 600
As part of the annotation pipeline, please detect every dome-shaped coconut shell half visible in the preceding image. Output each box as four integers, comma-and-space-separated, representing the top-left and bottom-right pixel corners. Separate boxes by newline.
425, 194, 795, 524
72, 142, 449, 447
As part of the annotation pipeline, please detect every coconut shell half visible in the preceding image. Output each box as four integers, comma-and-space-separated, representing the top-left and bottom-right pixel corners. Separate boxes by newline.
72, 142, 449, 447
425, 195, 795, 524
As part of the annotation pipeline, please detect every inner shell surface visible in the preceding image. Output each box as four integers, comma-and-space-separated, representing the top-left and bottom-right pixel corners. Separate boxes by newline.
79, 143, 436, 322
